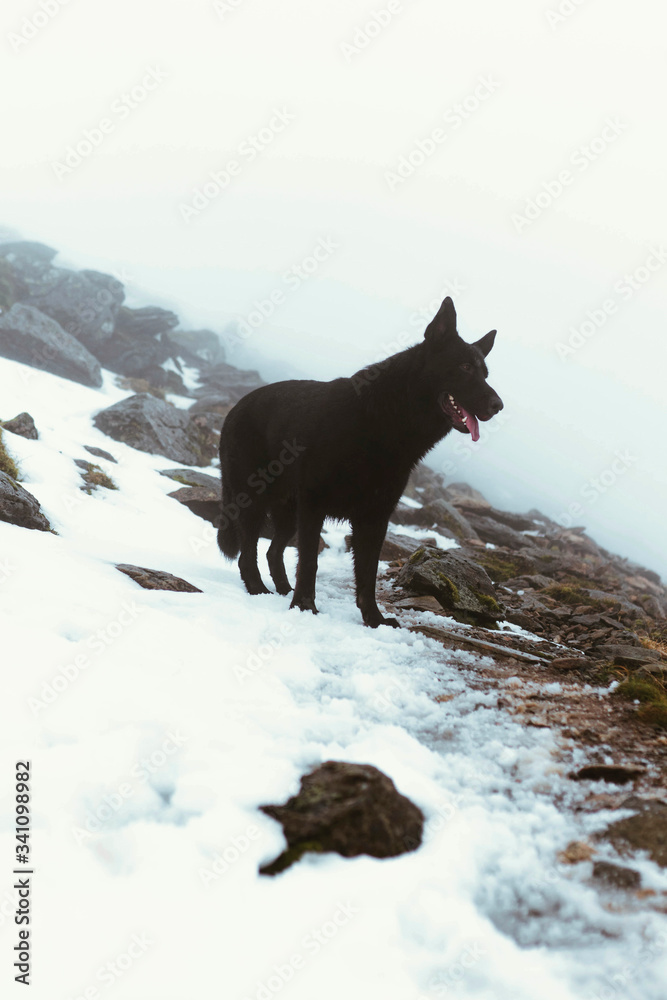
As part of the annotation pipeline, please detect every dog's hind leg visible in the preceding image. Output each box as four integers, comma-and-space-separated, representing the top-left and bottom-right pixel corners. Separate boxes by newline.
289, 501, 324, 614
237, 505, 271, 595
267, 500, 296, 596
350, 516, 400, 628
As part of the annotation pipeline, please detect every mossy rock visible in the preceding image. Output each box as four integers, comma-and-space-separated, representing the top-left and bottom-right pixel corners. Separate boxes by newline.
397, 546, 503, 623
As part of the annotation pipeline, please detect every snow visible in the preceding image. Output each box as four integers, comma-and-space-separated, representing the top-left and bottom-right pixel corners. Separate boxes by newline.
2, 356, 667, 999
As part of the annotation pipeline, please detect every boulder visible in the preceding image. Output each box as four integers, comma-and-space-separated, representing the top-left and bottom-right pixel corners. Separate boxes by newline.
2, 412, 38, 440
116, 564, 202, 592
0, 304, 102, 387
396, 546, 503, 623
259, 761, 424, 875
0, 241, 58, 299
0, 471, 50, 530
93, 393, 217, 466
193, 361, 264, 405
24, 267, 124, 350
464, 512, 532, 549
114, 305, 179, 340
168, 328, 223, 365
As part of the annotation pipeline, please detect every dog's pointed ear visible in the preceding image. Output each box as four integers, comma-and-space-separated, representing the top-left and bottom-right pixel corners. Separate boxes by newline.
474, 329, 497, 357
424, 296, 457, 345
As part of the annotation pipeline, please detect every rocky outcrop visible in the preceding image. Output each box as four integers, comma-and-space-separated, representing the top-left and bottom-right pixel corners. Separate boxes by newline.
116, 564, 202, 592
93, 393, 217, 466
259, 761, 424, 875
0, 304, 102, 387
1, 412, 38, 440
24, 268, 124, 350
0, 471, 51, 530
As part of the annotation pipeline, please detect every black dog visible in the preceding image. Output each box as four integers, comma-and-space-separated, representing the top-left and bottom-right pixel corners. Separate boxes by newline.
218, 296, 503, 627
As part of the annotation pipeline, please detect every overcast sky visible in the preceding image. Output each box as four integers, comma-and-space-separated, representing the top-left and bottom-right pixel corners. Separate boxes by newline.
1, 0, 666, 572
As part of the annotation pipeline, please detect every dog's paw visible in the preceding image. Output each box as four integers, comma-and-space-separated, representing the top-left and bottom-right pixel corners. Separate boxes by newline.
364, 614, 401, 629
290, 594, 318, 614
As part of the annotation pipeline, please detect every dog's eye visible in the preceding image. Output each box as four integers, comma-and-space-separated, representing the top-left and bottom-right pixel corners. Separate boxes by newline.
459, 363, 473, 373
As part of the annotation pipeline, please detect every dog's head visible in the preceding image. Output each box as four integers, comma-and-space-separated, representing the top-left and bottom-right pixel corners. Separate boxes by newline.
423, 296, 503, 441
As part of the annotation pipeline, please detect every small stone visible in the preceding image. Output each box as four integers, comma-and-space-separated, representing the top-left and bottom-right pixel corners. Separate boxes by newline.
116, 564, 202, 592
83, 445, 117, 463
569, 765, 645, 786
2, 412, 38, 440
592, 861, 641, 890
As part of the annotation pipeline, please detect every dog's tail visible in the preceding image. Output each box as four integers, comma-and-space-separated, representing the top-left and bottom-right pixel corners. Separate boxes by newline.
217, 447, 240, 560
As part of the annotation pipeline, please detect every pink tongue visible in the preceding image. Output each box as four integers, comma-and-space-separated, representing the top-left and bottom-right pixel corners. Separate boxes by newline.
460, 406, 480, 442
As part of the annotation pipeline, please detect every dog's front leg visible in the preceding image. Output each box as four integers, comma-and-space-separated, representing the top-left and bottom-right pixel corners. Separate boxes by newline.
351, 517, 400, 628
289, 501, 324, 614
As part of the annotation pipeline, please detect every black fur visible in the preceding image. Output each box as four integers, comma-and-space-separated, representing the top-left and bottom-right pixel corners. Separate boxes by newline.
218, 297, 503, 627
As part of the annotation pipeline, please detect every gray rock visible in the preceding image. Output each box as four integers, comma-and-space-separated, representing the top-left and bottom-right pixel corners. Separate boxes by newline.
259, 761, 424, 875
116, 564, 202, 593
193, 361, 264, 405
396, 546, 503, 622
0, 304, 102, 387
24, 267, 124, 350
594, 645, 661, 667
168, 486, 220, 525
93, 393, 217, 466
83, 445, 117, 463
168, 328, 223, 365
159, 468, 221, 489
380, 532, 437, 561
464, 512, 532, 549
0, 471, 50, 530
2, 412, 38, 440
0, 241, 58, 297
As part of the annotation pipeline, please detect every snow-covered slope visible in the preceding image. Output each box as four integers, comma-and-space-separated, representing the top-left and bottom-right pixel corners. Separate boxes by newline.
1, 355, 666, 1000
